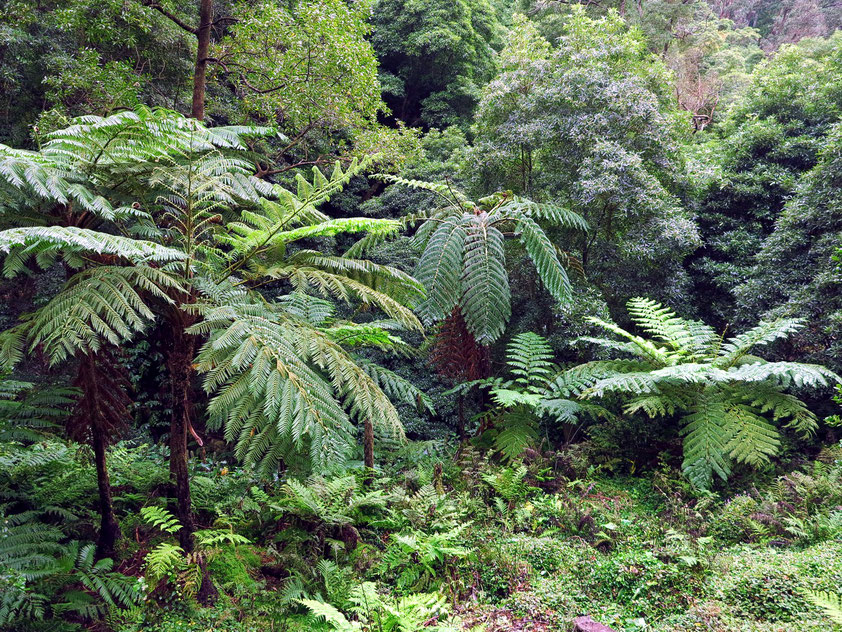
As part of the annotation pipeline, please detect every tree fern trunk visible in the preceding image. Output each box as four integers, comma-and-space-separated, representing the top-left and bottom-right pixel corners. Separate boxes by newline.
167, 329, 197, 553
70, 353, 127, 560
363, 418, 374, 485
458, 393, 466, 442
92, 405, 120, 559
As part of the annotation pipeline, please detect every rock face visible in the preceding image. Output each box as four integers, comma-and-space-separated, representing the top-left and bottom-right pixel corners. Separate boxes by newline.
573, 616, 617, 632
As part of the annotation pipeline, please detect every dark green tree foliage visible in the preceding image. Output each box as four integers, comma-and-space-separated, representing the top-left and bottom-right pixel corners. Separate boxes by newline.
370, 0, 503, 128
472, 10, 699, 314
736, 123, 842, 372
690, 32, 842, 327
0, 0, 192, 143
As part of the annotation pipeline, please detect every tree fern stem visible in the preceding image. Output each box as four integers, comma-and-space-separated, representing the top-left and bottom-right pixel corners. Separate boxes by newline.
363, 418, 374, 486
166, 327, 197, 553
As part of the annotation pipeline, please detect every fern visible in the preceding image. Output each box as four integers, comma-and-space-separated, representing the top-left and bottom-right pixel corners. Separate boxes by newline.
369, 178, 585, 345
460, 213, 510, 344
0, 226, 185, 277
493, 410, 540, 462
459, 332, 605, 461
192, 304, 406, 472
2, 266, 184, 367
507, 332, 556, 392
805, 590, 842, 624
571, 297, 842, 488
277, 475, 390, 527
140, 506, 182, 534
0, 514, 140, 628
144, 542, 185, 582
0, 378, 75, 442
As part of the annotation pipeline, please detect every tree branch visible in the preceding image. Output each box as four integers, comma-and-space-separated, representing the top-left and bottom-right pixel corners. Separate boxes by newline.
142, 1, 198, 35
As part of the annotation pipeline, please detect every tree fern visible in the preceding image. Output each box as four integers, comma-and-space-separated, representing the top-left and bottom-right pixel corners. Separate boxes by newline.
1, 266, 184, 367
0, 226, 185, 277
460, 213, 510, 344
362, 178, 586, 345
191, 304, 407, 472
460, 332, 606, 461
569, 297, 841, 488
0, 378, 75, 442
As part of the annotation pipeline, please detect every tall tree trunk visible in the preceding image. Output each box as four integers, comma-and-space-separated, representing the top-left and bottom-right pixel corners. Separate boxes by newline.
92, 419, 121, 558
191, 0, 213, 120
166, 327, 197, 553
457, 394, 466, 442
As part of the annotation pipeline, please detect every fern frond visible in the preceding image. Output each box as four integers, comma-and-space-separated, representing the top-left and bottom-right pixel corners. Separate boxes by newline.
192, 305, 406, 472
503, 197, 588, 231
717, 319, 806, 367
584, 316, 674, 366
140, 506, 182, 534
494, 409, 539, 462
358, 361, 435, 415
506, 332, 555, 391
378, 174, 471, 207
460, 213, 510, 344
0, 226, 185, 277
723, 403, 781, 467
728, 361, 840, 389
626, 297, 716, 358
516, 215, 572, 306
680, 388, 733, 488
299, 598, 359, 631
805, 590, 842, 624
14, 266, 182, 365
415, 218, 467, 326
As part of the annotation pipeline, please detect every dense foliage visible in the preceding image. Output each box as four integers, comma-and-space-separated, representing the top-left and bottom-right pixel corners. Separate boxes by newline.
0, 1, 841, 631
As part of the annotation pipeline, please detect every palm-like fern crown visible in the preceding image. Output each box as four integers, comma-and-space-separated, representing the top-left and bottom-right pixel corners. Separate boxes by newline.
347, 177, 588, 344
568, 297, 841, 488
0, 106, 273, 223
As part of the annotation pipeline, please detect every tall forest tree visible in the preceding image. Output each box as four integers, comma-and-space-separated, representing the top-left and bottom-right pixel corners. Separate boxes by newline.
471, 10, 699, 317
689, 32, 842, 328
369, 0, 503, 128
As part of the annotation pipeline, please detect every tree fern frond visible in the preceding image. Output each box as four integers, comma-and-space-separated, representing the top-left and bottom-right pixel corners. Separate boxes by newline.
680, 388, 733, 488
377, 174, 471, 207
15, 266, 182, 365
505, 197, 588, 231
584, 316, 674, 366
717, 319, 806, 367
415, 218, 467, 325
269, 260, 423, 332
626, 297, 716, 358
460, 213, 510, 344
0, 226, 185, 277
506, 332, 555, 391
728, 361, 840, 389
723, 403, 781, 467
494, 409, 538, 462
357, 361, 435, 415
516, 215, 572, 306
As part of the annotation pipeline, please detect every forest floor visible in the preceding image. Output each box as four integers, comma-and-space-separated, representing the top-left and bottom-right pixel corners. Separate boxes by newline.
10, 439, 842, 632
